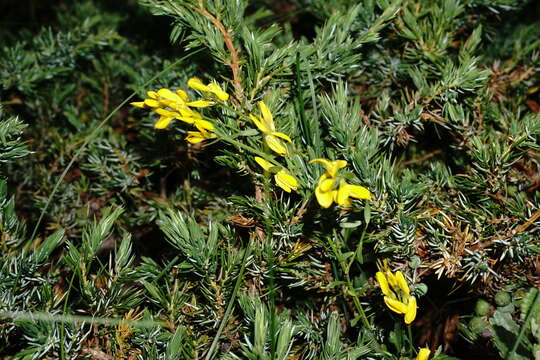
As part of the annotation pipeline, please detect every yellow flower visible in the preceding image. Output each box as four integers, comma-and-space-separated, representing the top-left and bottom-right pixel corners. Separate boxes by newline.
254, 156, 299, 193
314, 173, 337, 208
384, 296, 409, 314
131, 88, 208, 129
395, 271, 410, 297
334, 180, 371, 206
376, 271, 393, 297
309, 158, 371, 208
310, 158, 347, 177
193, 119, 215, 132
187, 77, 229, 101
416, 348, 430, 360
249, 102, 292, 156
404, 296, 417, 324
274, 171, 299, 193
185, 129, 216, 144
254, 156, 274, 171
376, 269, 417, 324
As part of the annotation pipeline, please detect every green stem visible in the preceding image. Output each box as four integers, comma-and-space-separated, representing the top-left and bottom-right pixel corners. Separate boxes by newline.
214, 130, 282, 169
328, 235, 387, 356
204, 242, 252, 360
407, 324, 414, 355
267, 242, 277, 358
0, 310, 165, 328
30, 49, 204, 241
59, 271, 76, 360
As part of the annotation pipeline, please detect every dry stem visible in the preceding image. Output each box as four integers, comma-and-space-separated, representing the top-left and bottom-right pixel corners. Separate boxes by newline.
194, 1, 243, 104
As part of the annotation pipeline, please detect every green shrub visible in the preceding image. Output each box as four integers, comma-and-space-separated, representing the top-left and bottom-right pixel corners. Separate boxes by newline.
1, 0, 539, 358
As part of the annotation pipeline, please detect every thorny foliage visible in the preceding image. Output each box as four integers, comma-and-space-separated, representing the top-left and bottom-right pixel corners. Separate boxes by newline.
0, 0, 539, 359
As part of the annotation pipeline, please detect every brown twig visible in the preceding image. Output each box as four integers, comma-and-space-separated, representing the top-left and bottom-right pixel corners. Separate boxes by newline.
193, 1, 243, 104
403, 149, 443, 167
515, 208, 540, 234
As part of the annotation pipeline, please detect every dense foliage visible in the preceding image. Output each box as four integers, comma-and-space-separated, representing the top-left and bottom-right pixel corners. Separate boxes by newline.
1, 0, 539, 359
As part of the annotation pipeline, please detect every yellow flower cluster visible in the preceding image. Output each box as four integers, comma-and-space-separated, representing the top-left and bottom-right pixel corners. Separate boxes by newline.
309, 158, 371, 208
130, 77, 228, 144
132, 85, 373, 204
376, 269, 417, 324
249, 101, 298, 192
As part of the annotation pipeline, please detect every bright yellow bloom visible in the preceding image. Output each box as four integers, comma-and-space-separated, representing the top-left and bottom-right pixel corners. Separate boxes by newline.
254, 156, 299, 193
185, 129, 216, 144
310, 158, 347, 177
193, 119, 215, 132
416, 348, 430, 360
186, 100, 215, 107
249, 102, 292, 156
309, 158, 371, 208
334, 180, 371, 206
395, 271, 410, 297
274, 171, 299, 193
130, 86, 209, 129
314, 174, 337, 208
386, 270, 398, 288
384, 296, 409, 314
254, 156, 274, 171
187, 77, 229, 101
376, 272, 393, 297
404, 296, 417, 324
376, 269, 417, 324
207, 83, 229, 102
155, 115, 174, 129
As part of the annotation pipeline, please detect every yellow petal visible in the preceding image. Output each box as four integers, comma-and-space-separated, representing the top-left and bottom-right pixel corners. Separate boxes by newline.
376, 272, 392, 297
207, 83, 229, 101
176, 89, 189, 102
147, 91, 158, 99
309, 158, 331, 166
156, 107, 195, 124
155, 108, 179, 118
336, 181, 351, 206
155, 116, 173, 129
404, 296, 417, 324
344, 184, 371, 200
157, 88, 182, 104
144, 99, 161, 108
270, 131, 292, 142
384, 296, 408, 314
315, 186, 335, 208
254, 156, 273, 172
187, 100, 215, 107
187, 77, 209, 92
179, 107, 202, 120
175, 116, 195, 124
309, 158, 347, 177
193, 119, 214, 131
249, 114, 270, 133
386, 270, 398, 288
265, 135, 288, 156
318, 177, 335, 192
130, 101, 146, 108
395, 271, 410, 297
416, 348, 430, 360
185, 129, 215, 144
185, 131, 206, 144
258, 101, 275, 131
275, 171, 299, 192
327, 160, 348, 177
